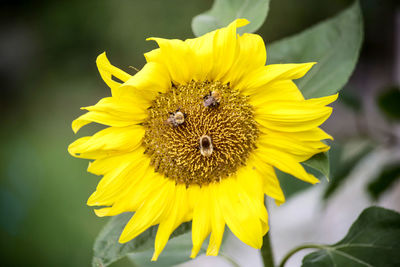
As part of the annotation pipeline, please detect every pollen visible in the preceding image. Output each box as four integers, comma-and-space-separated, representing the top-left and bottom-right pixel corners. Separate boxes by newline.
143, 80, 258, 186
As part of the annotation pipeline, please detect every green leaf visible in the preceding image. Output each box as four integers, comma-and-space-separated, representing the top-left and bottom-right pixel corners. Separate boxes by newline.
276, 169, 314, 200
377, 86, 400, 121
191, 0, 270, 37
92, 213, 191, 267
267, 0, 363, 98
367, 162, 400, 200
303, 152, 330, 181
302, 206, 400, 267
127, 232, 195, 267
127, 228, 237, 267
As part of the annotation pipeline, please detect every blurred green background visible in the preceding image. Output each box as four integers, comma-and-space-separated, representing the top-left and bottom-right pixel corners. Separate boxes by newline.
0, 0, 399, 266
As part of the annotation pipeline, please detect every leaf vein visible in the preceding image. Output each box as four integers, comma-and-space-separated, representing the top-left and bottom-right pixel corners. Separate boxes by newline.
330, 249, 375, 267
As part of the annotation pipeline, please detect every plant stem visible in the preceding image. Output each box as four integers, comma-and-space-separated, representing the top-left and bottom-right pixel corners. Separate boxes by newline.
278, 244, 326, 267
261, 198, 274, 267
261, 232, 275, 267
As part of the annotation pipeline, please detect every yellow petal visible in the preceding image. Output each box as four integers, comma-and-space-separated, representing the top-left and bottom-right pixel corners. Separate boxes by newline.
118, 178, 172, 242
226, 33, 267, 88
238, 63, 316, 94
100, 170, 165, 213
71, 97, 147, 133
87, 151, 137, 176
257, 134, 329, 162
191, 187, 211, 258
210, 19, 249, 81
102, 172, 168, 212
235, 165, 269, 234
249, 157, 285, 204
216, 179, 263, 249
262, 127, 333, 142
249, 80, 304, 108
96, 52, 131, 96
145, 38, 193, 85
206, 183, 225, 256
68, 125, 144, 159
121, 62, 171, 102
255, 100, 333, 132
90, 148, 146, 190
254, 148, 319, 184
185, 31, 216, 81
152, 184, 190, 261
87, 151, 150, 207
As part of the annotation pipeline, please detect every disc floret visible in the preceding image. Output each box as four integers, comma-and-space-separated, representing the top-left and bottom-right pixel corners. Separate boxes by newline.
143, 80, 258, 186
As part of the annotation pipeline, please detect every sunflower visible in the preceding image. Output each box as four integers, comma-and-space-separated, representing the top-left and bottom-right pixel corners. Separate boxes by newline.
69, 19, 337, 261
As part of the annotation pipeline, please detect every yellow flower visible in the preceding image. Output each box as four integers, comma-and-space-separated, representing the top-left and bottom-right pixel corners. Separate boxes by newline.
69, 19, 337, 260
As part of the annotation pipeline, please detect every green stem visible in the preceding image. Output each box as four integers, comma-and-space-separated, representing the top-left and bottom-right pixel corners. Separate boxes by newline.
278, 244, 326, 267
261, 198, 274, 267
261, 232, 275, 267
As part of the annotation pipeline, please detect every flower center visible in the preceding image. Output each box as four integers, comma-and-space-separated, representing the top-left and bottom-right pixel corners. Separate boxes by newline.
143, 80, 258, 186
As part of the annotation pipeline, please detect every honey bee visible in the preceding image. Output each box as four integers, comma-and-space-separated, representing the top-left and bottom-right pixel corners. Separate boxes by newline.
203, 90, 222, 108
166, 109, 186, 126
199, 135, 213, 157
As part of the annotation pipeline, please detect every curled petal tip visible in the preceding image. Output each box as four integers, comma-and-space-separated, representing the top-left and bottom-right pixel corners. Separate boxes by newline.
235, 18, 250, 27
151, 252, 159, 261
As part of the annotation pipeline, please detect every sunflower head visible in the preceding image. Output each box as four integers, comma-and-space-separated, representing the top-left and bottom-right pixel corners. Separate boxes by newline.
69, 19, 337, 261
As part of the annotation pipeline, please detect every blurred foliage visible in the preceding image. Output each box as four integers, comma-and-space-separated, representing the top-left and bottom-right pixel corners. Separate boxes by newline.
339, 89, 362, 113
377, 86, 400, 121
192, 0, 270, 36
367, 162, 400, 200
0, 130, 101, 266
